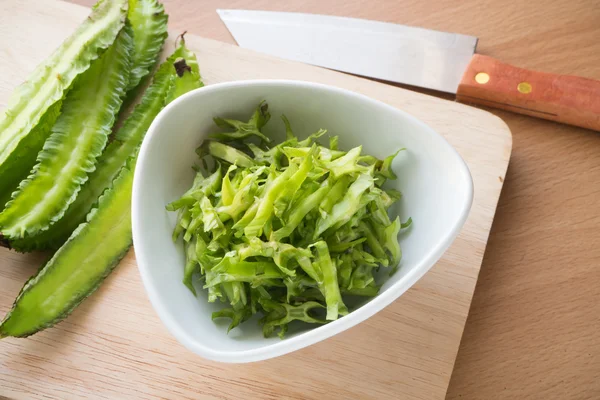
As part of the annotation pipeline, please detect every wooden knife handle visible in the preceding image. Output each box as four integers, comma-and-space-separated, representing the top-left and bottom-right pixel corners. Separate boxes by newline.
456, 54, 600, 131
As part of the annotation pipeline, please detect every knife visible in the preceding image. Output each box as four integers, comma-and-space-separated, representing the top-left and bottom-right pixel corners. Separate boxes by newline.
217, 9, 600, 132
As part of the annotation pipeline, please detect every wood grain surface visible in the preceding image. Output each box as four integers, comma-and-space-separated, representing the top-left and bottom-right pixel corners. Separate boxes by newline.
0, 1, 597, 400
134, 3, 599, 399
0, 2, 511, 399
103, 0, 598, 399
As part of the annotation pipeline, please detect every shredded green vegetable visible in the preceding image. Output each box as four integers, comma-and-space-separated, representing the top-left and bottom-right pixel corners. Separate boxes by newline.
167, 102, 411, 338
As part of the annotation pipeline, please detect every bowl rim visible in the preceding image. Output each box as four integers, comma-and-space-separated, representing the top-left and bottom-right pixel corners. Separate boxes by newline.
132, 79, 474, 363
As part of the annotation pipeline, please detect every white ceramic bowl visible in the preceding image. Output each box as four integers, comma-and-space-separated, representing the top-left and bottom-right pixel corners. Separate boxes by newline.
132, 80, 473, 363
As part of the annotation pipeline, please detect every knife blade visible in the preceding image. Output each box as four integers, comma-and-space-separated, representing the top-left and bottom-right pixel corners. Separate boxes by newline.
218, 9, 600, 132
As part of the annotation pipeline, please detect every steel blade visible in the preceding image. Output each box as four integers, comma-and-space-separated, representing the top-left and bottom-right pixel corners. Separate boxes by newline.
217, 9, 478, 93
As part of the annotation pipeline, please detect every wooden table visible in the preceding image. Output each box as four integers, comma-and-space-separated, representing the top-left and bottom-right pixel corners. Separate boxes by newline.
65, 1, 599, 398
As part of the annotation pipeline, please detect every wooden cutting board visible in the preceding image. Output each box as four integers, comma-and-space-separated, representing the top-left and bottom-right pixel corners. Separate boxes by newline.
0, 1, 512, 399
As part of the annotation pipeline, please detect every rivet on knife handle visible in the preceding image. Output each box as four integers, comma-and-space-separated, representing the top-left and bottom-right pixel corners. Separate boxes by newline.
456, 54, 600, 131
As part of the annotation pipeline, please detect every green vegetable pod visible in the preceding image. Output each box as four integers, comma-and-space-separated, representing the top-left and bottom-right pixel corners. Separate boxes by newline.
0, 0, 128, 211
0, 159, 135, 338
0, 45, 204, 337
0, 24, 134, 240
126, 0, 169, 93
10, 23, 199, 253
